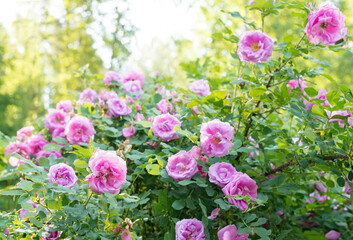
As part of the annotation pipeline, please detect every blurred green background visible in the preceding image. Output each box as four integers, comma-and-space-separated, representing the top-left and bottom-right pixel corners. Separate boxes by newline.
0, 0, 352, 136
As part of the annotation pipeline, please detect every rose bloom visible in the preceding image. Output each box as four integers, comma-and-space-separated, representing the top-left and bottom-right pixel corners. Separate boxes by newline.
17, 126, 34, 141
123, 80, 143, 100
104, 71, 123, 85
27, 134, 49, 156
157, 98, 173, 114
56, 100, 73, 113
48, 163, 78, 188
98, 90, 118, 102
65, 115, 96, 145
135, 104, 142, 111
122, 125, 136, 138
222, 172, 258, 212
325, 230, 341, 240
189, 79, 211, 97
79, 88, 98, 103
85, 150, 127, 194
9, 156, 24, 167
42, 230, 62, 240
52, 127, 66, 139
123, 70, 145, 86
237, 30, 273, 64
135, 113, 145, 121
207, 208, 220, 220
200, 119, 234, 157
44, 108, 69, 133
166, 151, 198, 181
175, 219, 205, 240
5, 141, 30, 159
152, 114, 181, 142
305, 3, 347, 46
218, 225, 250, 240
208, 162, 237, 187
326, 110, 353, 128
107, 98, 132, 117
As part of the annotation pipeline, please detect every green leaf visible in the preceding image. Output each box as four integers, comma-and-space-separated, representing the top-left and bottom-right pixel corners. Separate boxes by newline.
172, 199, 185, 210
154, 94, 163, 103
249, 85, 267, 98
18, 193, 30, 204
214, 198, 231, 210
178, 179, 196, 186
1, 189, 26, 195
43, 143, 62, 152
146, 164, 160, 175
337, 177, 345, 187
304, 87, 318, 98
253, 227, 271, 238
250, 218, 267, 226
17, 180, 34, 191
46, 200, 61, 210
74, 159, 88, 169
326, 91, 340, 106
136, 121, 152, 128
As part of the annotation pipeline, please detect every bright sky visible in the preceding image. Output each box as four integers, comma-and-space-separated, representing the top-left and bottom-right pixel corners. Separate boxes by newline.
0, 0, 202, 70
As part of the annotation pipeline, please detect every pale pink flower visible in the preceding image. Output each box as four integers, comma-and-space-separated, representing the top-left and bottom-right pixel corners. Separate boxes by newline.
209, 162, 237, 187
85, 150, 127, 194
305, 3, 347, 46
36, 150, 63, 165
237, 30, 273, 64
189, 79, 211, 97
188, 146, 208, 178
104, 71, 123, 85
79, 88, 98, 104
175, 219, 205, 240
157, 98, 173, 114
4, 141, 30, 159
343, 174, 353, 194
166, 151, 198, 181
217, 225, 250, 240
48, 163, 78, 188
200, 119, 234, 157
65, 116, 95, 145
56, 100, 73, 113
207, 208, 220, 220
152, 114, 180, 142
123, 125, 136, 138
123, 70, 145, 86
17, 126, 34, 141
107, 98, 132, 117
123, 80, 143, 100
156, 86, 166, 95
222, 173, 258, 212
9, 156, 24, 167
135, 104, 142, 111
27, 134, 49, 156
192, 106, 198, 115
135, 113, 145, 121
121, 229, 132, 240
326, 110, 353, 128
45, 109, 69, 133
98, 90, 118, 102
20, 200, 38, 219
325, 230, 341, 239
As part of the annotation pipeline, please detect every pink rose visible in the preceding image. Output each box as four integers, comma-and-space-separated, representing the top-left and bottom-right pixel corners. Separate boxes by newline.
98, 90, 118, 102
42, 231, 62, 240
189, 79, 211, 97
27, 134, 49, 156
237, 30, 273, 64
135, 104, 142, 111
175, 219, 205, 240
107, 98, 132, 117
9, 156, 23, 167
123, 125, 136, 138
207, 208, 220, 220
166, 151, 198, 181
123, 80, 143, 100
123, 70, 145, 86
45, 109, 69, 133
192, 106, 198, 115
79, 88, 98, 104
157, 98, 173, 114
121, 229, 132, 240
200, 119, 234, 157
325, 230, 341, 240
48, 163, 78, 188
305, 3, 347, 46
326, 110, 353, 128
104, 71, 123, 85
156, 86, 166, 95
4, 228, 8, 236
56, 100, 73, 113
135, 113, 145, 121
65, 116, 96, 145
188, 146, 208, 178
52, 127, 66, 139
218, 225, 250, 240
222, 173, 258, 212
287, 77, 307, 95
5, 141, 30, 159
152, 114, 180, 142
209, 162, 237, 187
17, 126, 34, 141
85, 150, 127, 194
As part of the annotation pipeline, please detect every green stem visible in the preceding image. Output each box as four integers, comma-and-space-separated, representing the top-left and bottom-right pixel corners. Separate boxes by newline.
84, 191, 93, 207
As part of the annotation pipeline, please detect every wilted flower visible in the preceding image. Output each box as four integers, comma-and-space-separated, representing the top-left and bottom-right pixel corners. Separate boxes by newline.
237, 30, 273, 64
207, 208, 220, 220
42, 230, 62, 240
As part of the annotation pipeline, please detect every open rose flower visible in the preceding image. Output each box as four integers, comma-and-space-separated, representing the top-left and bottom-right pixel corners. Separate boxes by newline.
99, 90, 118, 103
107, 98, 132, 117
305, 3, 347, 46
79, 88, 98, 104
27, 134, 49, 156
17, 126, 34, 141
85, 150, 127, 194
237, 30, 273, 64
200, 119, 234, 157
218, 225, 250, 240
65, 116, 96, 145
152, 114, 180, 142
56, 100, 73, 113
48, 163, 78, 188
222, 172, 258, 211
189, 79, 211, 97
175, 219, 205, 240
325, 230, 341, 240
166, 151, 198, 181
157, 98, 173, 114
44, 108, 69, 133
5, 141, 30, 159
123, 80, 143, 100
123, 70, 145, 86
123, 125, 136, 138
209, 162, 237, 187
104, 71, 123, 85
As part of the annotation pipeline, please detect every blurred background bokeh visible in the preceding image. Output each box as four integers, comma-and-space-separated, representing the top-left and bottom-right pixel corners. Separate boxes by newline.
0, 0, 352, 136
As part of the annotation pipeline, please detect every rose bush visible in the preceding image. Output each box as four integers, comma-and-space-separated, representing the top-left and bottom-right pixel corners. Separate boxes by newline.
0, 1, 353, 239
